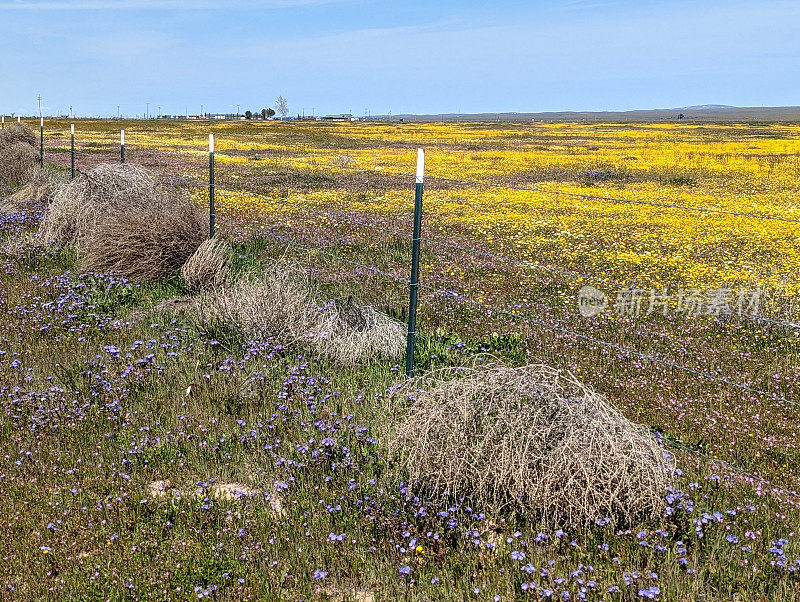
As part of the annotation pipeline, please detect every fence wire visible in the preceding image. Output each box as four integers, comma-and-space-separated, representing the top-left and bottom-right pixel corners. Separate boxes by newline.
32, 125, 800, 499
212, 209, 796, 410
168, 171, 800, 334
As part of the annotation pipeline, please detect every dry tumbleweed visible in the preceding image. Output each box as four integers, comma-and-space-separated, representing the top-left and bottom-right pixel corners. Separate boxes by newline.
386, 363, 673, 526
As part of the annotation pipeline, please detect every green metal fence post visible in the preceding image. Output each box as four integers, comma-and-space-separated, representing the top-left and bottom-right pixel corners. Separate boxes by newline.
70, 124, 75, 179
209, 133, 215, 238
405, 148, 425, 377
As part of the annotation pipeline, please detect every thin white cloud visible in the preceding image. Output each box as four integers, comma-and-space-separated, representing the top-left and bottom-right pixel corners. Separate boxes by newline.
0, 0, 344, 9
558, 0, 619, 8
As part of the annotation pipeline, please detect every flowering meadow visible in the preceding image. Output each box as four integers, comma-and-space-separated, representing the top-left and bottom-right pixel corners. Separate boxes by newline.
1, 118, 799, 599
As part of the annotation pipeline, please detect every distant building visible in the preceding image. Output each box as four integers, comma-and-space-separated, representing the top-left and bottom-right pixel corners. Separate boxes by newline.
321, 113, 354, 122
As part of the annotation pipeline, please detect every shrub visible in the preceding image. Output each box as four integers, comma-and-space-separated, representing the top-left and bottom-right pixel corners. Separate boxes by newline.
192, 260, 319, 345
0, 167, 65, 213
0, 142, 37, 186
386, 363, 673, 525
0, 123, 37, 149
37, 175, 85, 244
181, 237, 230, 293
192, 260, 405, 365
79, 191, 207, 282
39, 163, 162, 245
38, 163, 208, 282
310, 297, 406, 365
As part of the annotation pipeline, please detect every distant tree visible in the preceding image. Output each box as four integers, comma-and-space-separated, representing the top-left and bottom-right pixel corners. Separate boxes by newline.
266, 108, 276, 119
275, 96, 289, 119
678, 113, 685, 120
261, 108, 268, 120
245, 110, 253, 120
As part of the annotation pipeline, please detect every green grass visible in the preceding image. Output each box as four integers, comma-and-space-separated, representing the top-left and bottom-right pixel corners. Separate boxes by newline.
2, 227, 800, 601
4, 121, 800, 599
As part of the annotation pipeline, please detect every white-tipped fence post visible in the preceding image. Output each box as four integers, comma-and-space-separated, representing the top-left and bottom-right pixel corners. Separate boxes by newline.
17, 115, 20, 124
1, 116, 4, 129
70, 124, 75, 179
209, 133, 215, 238
120, 129, 125, 164
39, 117, 44, 167
405, 148, 425, 377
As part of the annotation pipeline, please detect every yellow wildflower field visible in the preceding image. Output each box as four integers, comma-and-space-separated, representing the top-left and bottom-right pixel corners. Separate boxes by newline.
44, 119, 800, 304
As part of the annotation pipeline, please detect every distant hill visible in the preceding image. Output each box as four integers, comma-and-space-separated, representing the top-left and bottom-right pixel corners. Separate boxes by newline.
677, 104, 736, 110
375, 106, 800, 123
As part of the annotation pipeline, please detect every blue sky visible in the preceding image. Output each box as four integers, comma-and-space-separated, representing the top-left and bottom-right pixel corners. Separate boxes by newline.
2, 0, 799, 117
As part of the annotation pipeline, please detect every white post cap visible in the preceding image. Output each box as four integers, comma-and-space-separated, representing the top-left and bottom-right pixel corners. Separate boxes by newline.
121, 129, 125, 144
209, 133, 215, 153
415, 148, 425, 184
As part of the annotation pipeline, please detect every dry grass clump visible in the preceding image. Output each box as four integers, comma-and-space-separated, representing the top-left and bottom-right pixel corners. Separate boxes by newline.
0, 123, 37, 148
39, 163, 161, 244
193, 260, 321, 345
38, 163, 207, 281
0, 168, 65, 213
181, 237, 230, 293
37, 175, 84, 244
193, 261, 405, 364
0, 123, 38, 187
386, 363, 673, 526
80, 193, 207, 281
0, 142, 37, 186
311, 298, 406, 365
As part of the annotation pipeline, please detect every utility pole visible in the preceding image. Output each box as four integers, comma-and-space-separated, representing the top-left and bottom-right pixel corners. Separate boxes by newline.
146, 102, 149, 119
37, 94, 42, 118
117, 105, 120, 118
